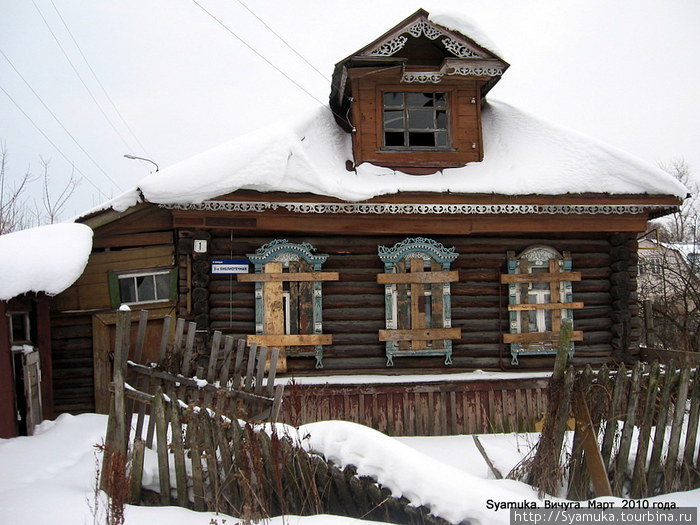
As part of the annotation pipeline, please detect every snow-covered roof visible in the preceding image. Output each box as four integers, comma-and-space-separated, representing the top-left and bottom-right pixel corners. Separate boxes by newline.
428, 9, 503, 58
136, 100, 687, 206
0, 223, 93, 301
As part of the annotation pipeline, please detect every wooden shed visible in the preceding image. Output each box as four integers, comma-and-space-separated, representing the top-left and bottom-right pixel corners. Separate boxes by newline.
0, 223, 92, 437
45, 9, 685, 433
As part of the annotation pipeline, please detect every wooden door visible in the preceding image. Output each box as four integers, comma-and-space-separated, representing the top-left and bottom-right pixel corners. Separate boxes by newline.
22, 349, 43, 435
92, 307, 175, 413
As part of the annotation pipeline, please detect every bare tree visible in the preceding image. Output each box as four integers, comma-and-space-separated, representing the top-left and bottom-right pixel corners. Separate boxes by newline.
639, 159, 700, 351
656, 159, 698, 243
34, 156, 80, 225
0, 143, 80, 234
0, 142, 34, 234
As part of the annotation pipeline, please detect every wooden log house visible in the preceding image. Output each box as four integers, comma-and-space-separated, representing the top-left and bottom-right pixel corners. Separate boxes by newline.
37, 9, 686, 432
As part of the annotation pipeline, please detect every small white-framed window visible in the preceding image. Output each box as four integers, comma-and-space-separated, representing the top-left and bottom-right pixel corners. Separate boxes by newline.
109, 267, 176, 308
8, 311, 32, 344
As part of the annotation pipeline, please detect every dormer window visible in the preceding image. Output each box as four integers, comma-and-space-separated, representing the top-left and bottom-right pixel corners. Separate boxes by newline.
383, 91, 450, 149
329, 9, 508, 174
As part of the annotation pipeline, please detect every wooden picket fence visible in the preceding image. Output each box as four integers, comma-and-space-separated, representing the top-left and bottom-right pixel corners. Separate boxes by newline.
101, 309, 456, 524
565, 361, 700, 499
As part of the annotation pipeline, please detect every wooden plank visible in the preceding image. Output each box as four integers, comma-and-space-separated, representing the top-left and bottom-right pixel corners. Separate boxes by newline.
247, 334, 332, 346
206, 331, 222, 383
265, 347, 280, 397
254, 346, 268, 397
152, 388, 171, 505
237, 271, 339, 282
508, 302, 584, 311
503, 331, 583, 344
663, 364, 692, 493
129, 438, 146, 504
288, 261, 300, 337
631, 362, 661, 498
167, 387, 189, 508
113, 310, 131, 454
647, 362, 676, 493
199, 413, 219, 510
473, 435, 503, 479
157, 315, 172, 364
263, 262, 286, 372
188, 413, 206, 511
614, 362, 643, 493
180, 322, 197, 377
572, 390, 613, 497
92, 315, 112, 414
500, 272, 582, 284
601, 365, 627, 472
230, 338, 246, 390
410, 259, 427, 351
549, 259, 562, 334
378, 327, 462, 341
244, 344, 257, 392
377, 270, 459, 284
298, 259, 314, 336
93, 231, 173, 249
682, 368, 700, 488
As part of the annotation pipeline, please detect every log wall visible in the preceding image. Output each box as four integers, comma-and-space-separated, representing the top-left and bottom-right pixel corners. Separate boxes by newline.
181, 230, 637, 374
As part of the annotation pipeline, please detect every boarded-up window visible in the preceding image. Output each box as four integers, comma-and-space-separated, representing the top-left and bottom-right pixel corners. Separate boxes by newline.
377, 237, 461, 366
501, 246, 584, 365
239, 240, 338, 370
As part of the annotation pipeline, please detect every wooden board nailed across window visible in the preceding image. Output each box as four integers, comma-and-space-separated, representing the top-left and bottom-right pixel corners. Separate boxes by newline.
240, 240, 338, 371
377, 238, 461, 366
501, 246, 584, 365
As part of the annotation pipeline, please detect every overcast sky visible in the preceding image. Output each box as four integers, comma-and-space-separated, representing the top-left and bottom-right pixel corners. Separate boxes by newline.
1, 0, 699, 220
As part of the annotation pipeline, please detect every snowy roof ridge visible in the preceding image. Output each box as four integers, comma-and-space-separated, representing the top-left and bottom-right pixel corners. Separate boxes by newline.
428, 9, 504, 59
132, 99, 687, 206
0, 223, 93, 301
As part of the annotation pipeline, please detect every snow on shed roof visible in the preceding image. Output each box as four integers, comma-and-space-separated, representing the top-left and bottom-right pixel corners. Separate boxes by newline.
136, 99, 687, 206
0, 223, 93, 301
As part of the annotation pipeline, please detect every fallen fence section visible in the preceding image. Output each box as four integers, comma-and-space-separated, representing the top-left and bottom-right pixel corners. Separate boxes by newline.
101, 309, 458, 524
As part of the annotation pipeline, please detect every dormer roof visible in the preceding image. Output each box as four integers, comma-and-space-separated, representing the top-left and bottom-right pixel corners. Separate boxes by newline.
330, 9, 509, 131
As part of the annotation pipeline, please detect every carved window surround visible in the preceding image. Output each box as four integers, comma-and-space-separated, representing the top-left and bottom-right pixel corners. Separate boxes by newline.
237, 239, 339, 369
377, 237, 461, 366
501, 246, 584, 365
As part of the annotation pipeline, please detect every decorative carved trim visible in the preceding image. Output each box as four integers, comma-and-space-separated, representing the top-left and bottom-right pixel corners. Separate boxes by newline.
378, 237, 458, 265
406, 19, 443, 40
520, 246, 561, 266
366, 15, 482, 59
446, 65, 504, 77
369, 35, 408, 57
441, 38, 481, 59
162, 201, 669, 216
401, 71, 444, 83
248, 238, 328, 267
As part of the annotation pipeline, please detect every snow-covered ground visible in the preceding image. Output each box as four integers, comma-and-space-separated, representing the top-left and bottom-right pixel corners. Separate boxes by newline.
0, 413, 697, 525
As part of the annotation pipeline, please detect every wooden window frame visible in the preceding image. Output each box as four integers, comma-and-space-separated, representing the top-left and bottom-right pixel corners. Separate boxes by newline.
381, 90, 453, 151
377, 237, 461, 366
239, 240, 339, 370
108, 267, 177, 308
7, 311, 32, 345
501, 246, 584, 365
